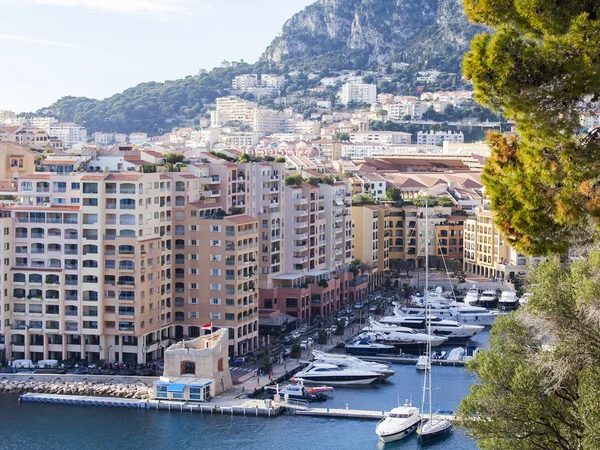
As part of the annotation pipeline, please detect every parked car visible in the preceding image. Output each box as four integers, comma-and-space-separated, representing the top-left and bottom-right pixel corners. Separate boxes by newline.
282, 348, 292, 358
0, 367, 17, 373
89, 369, 104, 375
231, 357, 246, 367
121, 369, 137, 376
299, 340, 308, 350
71, 367, 89, 375
282, 335, 292, 345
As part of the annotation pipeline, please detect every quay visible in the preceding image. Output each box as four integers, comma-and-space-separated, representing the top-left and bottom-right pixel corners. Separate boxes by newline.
358, 355, 466, 366
19, 393, 282, 417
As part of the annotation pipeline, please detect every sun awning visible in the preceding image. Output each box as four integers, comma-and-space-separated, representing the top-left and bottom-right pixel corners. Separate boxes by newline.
189, 381, 212, 387
167, 384, 186, 393
335, 199, 344, 206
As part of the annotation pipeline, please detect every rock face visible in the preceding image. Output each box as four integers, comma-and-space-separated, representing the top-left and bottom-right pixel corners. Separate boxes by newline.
0, 380, 154, 400
261, 0, 484, 72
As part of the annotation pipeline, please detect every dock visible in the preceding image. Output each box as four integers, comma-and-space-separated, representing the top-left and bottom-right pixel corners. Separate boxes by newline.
283, 403, 455, 421
19, 393, 282, 417
357, 355, 466, 366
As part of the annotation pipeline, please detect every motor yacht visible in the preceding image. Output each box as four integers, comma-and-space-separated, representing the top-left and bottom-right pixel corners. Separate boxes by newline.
498, 290, 519, 312
311, 350, 395, 379
292, 363, 383, 385
344, 338, 396, 356
401, 304, 500, 326
358, 329, 447, 353
478, 290, 498, 309
265, 382, 329, 402
375, 401, 421, 442
464, 287, 479, 306
377, 315, 484, 342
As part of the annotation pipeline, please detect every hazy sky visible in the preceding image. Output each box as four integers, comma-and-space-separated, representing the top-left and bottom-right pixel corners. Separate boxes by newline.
0, 0, 314, 112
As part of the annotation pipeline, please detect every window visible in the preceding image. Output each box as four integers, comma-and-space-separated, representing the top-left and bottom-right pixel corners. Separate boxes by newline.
210, 269, 220, 276
209, 254, 221, 262
71, 198, 80, 204
211, 225, 221, 232
71, 182, 80, 190
210, 313, 220, 320
225, 313, 234, 320
225, 299, 234, 306
210, 240, 220, 247
155, 384, 168, 399
190, 225, 198, 232
210, 298, 220, 305
209, 284, 220, 291
188, 312, 198, 319
188, 298, 198, 304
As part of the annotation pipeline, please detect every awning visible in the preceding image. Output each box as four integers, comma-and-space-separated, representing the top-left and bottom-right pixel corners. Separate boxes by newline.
335, 199, 344, 206
153, 381, 168, 386
167, 384, 186, 393
189, 381, 212, 387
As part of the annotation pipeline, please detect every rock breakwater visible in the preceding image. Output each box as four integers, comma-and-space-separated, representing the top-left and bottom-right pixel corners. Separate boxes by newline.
0, 379, 153, 399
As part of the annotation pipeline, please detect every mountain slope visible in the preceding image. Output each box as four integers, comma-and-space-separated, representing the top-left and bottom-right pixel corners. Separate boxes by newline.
261, 0, 483, 72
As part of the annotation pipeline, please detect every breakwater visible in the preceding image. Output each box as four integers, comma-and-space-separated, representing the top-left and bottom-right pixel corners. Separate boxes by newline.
0, 378, 153, 399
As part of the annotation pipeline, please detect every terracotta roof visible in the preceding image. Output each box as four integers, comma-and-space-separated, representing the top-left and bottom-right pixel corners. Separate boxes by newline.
225, 214, 258, 224
0, 126, 21, 133
160, 174, 172, 180
179, 174, 197, 179
80, 174, 106, 180
105, 174, 143, 181
142, 150, 163, 158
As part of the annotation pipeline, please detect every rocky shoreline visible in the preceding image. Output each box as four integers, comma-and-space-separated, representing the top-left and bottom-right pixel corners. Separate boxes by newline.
0, 379, 154, 399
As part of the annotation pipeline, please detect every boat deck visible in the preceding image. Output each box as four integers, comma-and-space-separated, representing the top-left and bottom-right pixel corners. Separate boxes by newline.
357, 355, 466, 366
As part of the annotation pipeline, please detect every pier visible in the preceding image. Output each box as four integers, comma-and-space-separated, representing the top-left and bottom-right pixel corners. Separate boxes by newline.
19, 393, 282, 417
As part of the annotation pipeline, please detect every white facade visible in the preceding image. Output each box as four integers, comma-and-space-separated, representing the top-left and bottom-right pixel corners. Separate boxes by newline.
129, 133, 148, 145
215, 97, 257, 126
416, 130, 464, 146
26, 116, 58, 133
49, 123, 87, 148
349, 131, 411, 145
261, 74, 286, 90
231, 74, 258, 90
252, 109, 292, 136
339, 83, 377, 105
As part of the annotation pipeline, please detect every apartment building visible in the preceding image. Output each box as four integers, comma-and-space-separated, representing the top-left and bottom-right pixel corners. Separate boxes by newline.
416, 130, 464, 146
232, 74, 258, 90
339, 83, 377, 105
252, 109, 292, 136
214, 97, 257, 126
14, 128, 51, 150
175, 212, 259, 357
26, 116, 58, 133
49, 123, 87, 148
351, 205, 382, 290
0, 142, 36, 180
349, 131, 412, 145
261, 74, 286, 90
5, 169, 177, 364
464, 205, 543, 281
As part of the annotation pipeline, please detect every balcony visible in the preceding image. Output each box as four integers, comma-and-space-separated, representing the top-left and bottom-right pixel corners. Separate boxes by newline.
293, 221, 308, 229
292, 256, 308, 264
293, 233, 308, 240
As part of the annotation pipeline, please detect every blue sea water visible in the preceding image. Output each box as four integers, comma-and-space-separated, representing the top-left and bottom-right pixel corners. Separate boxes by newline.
0, 332, 488, 450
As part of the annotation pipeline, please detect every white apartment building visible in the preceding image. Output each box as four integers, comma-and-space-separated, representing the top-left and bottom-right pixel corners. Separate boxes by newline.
215, 97, 257, 126
339, 83, 377, 105
252, 109, 292, 136
93, 132, 115, 147
49, 123, 87, 148
129, 133, 148, 145
261, 74, 286, 90
232, 74, 258, 90
382, 101, 429, 120
349, 131, 412, 145
0, 110, 20, 126
416, 70, 442, 83
26, 116, 58, 133
417, 130, 464, 146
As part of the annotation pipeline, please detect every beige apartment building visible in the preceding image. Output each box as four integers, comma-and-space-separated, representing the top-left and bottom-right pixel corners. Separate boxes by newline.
464, 205, 543, 281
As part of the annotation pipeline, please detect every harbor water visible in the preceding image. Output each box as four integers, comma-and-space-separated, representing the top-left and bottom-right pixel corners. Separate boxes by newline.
0, 332, 489, 450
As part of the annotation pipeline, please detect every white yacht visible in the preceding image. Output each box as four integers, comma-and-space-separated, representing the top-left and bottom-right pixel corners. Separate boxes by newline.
378, 315, 484, 342
478, 290, 498, 308
358, 329, 447, 352
292, 363, 383, 385
311, 350, 395, 379
401, 304, 500, 326
375, 401, 421, 443
464, 287, 479, 306
344, 339, 396, 356
498, 290, 519, 312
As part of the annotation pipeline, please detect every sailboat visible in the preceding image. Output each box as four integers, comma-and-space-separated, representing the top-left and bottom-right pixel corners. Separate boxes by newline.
417, 201, 453, 443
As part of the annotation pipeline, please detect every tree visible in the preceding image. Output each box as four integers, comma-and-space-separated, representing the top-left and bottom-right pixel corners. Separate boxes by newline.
285, 173, 303, 186
385, 187, 403, 203
463, 0, 600, 255
362, 74, 374, 84
459, 254, 600, 449
237, 153, 250, 163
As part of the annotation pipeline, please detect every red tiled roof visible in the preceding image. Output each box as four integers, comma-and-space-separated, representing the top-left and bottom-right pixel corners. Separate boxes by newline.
80, 174, 106, 180
105, 174, 143, 181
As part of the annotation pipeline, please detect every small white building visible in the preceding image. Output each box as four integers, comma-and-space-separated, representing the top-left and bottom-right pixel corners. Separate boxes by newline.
339, 83, 377, 105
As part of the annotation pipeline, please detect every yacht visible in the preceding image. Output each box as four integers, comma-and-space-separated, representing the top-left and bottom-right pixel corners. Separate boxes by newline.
377, 315, 484, 342
292, 363, 383, 385
375, 401, 421, 443
265, 382, 329, 402
344, 339, 396, 356
311, 350, 395, 379
478, 290, 498, 309
418, 417, 453, 443
358, 329, 447, 353
498, 290, 519, 312
401, 304, 500, 326
464, 287, 480, 306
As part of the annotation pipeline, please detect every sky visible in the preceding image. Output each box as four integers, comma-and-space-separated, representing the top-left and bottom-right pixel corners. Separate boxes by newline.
0, 0, 314, 112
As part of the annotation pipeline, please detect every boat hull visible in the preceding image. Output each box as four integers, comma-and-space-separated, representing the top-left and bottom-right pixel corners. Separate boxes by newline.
345, 347, 395, 356
418, 420, 453, 443
296, 375, 380, 385
498, 301, 519, 312
377, 422, 419, 443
